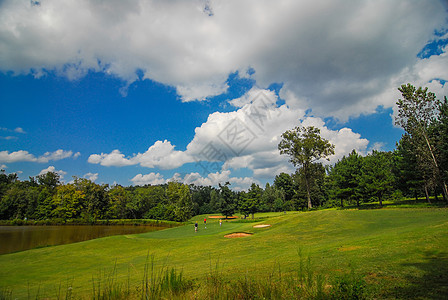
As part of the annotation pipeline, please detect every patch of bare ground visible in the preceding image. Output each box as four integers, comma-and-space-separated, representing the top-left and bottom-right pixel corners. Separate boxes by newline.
224, 232, 253, 238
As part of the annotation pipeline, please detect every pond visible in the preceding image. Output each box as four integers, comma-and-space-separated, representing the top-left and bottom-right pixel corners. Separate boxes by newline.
0, 225, 166, 255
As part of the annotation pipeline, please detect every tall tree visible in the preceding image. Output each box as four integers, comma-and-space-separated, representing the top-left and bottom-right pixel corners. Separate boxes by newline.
273, 173, 295, 207
361, 151, 395, 207
329, 150, 364, 207
239, 183, 263, 219
166, 182, 193, 222
218, 182, 235, 218
278, 126, 335, 209
51, 184, 85, 220
395, 84, 448, 200
393, 135, 425, 201
433, 96, 448, 200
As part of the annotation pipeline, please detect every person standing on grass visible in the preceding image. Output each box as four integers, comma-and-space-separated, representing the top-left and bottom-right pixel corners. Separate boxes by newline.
195, 221, 198, 232
219, 219, 222, 227
204, 218, 207, 229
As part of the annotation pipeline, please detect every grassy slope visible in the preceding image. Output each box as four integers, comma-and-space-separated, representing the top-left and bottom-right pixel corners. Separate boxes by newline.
1, 209, 447, 299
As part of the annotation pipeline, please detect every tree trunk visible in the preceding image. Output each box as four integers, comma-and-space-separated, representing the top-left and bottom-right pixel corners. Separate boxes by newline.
424, 185, 431, 204
340, 198, 344, 208
304, 165, 312, 209
442, 182, 448, 203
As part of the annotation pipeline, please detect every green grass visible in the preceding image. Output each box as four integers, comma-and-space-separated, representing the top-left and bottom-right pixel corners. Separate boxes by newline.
1, 208, 447, 299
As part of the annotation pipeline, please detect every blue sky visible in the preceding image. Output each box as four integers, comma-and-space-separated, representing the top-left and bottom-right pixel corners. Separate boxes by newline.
1, 1, 447, 190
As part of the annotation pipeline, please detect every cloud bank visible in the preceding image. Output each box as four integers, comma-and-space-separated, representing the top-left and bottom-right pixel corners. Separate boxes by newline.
1, 0, 447, 120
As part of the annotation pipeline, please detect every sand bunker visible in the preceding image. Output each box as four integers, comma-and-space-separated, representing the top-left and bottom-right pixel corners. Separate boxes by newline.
224, 232, 253, 238
253, 224, 271, 228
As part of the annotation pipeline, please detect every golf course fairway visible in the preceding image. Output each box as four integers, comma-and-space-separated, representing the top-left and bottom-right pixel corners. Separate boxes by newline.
0, 208, 447, 299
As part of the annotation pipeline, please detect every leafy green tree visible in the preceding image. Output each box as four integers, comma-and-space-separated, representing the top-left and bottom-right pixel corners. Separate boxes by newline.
73, 178, 109, 221
108, 185, 131, 219
51, 184, 85, 220
209, 188, 220, 213
329, 150, 364, 207
261, 183, 285, 212
166, 182, 193, 222
273, 173, 295, 205
361, 151, 395, 207
393, 135, 425, 201
218, 182, 235, 218
190, 185, 214, 215
239, 183, 263, 219
433, 96, 448, 199
278, 126, 335, 209
0, 170, 18, 200
293, 163, 327, 208
133, 186, 165, 218
37, 171, 60, 191
395, 84, 448, 200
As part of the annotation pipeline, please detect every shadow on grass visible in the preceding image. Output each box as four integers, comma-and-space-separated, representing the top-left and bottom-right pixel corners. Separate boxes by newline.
389, 250, 448, 299
339, 198, 448, 210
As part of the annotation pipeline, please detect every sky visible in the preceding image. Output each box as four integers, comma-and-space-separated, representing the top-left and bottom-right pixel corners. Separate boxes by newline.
1, 0, 448, 190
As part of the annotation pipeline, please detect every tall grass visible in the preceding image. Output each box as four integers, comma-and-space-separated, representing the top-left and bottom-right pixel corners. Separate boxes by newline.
2, 253, 368, 299
193, 251, 366, 300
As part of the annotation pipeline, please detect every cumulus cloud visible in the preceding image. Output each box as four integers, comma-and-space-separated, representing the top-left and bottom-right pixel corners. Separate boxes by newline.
14, 127, 26, 134
88, 140, 194, 169
131, 170, 256, 191
39, 166, 67, 179
38, 149, 80, 163
0, 150, 39, 163
84, 172, 98, 182
0, 149, 80, 163
0, 1, 446, 119
130, 172, 166, 186
88, 149, 135, 167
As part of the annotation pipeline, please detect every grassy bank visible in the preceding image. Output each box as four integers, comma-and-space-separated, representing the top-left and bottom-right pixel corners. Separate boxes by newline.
1, 208, 447, 298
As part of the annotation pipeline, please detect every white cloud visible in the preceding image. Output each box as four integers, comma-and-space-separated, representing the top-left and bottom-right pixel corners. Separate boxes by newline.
173, 170, 259, 191
14, 127, 26, 134
39, 166, 67, 179
130, 172, 166, 186
37, 149, 79, 163
84, 172, 98, 182
88, 149, 135, 167
131, 170, 257, 191
0, 1, 446, 119
0, 150, 38, 163
0, 149, 80, 163
88, 140, 194, 169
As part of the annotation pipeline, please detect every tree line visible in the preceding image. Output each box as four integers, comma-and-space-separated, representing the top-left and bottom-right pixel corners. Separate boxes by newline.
0, 84, 447, 222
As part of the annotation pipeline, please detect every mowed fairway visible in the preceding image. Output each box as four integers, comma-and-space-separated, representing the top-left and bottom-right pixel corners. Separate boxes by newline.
1, 208, 448, 299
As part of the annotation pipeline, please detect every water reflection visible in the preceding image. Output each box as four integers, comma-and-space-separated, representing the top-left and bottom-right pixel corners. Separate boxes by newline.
0, 225, 165, 255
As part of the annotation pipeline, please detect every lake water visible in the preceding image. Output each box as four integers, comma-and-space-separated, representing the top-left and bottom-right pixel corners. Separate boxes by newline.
0, 225, 166, 255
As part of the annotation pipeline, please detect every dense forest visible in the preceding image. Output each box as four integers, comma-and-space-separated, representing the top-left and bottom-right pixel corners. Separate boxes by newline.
1, 84, 447, 222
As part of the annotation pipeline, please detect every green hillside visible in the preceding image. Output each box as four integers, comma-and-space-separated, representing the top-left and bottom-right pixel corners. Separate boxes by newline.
1, 208, 447, 299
